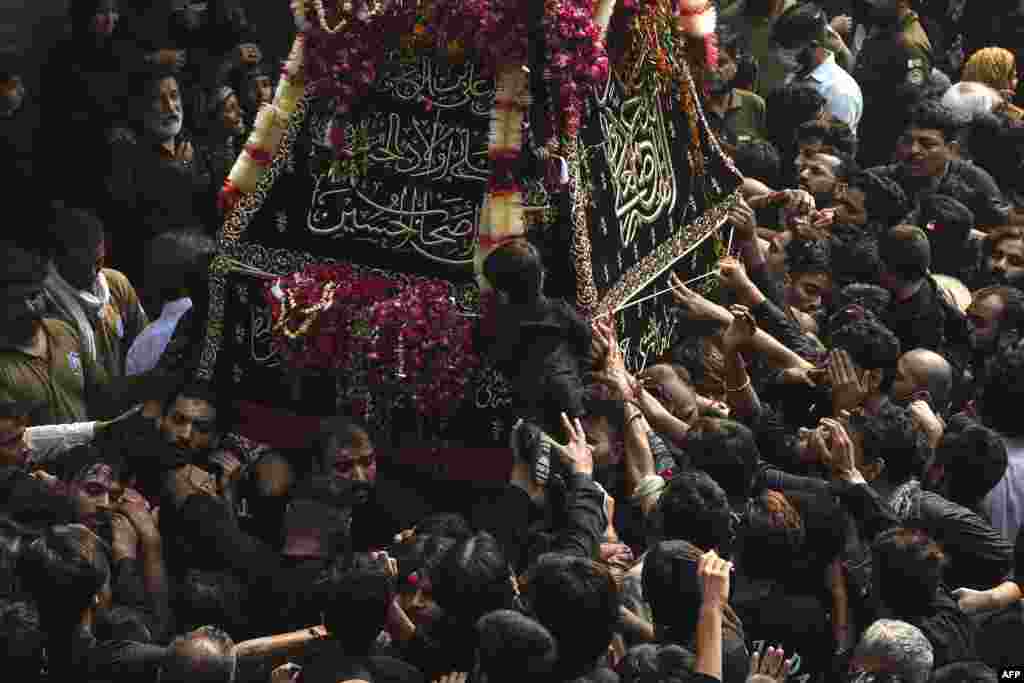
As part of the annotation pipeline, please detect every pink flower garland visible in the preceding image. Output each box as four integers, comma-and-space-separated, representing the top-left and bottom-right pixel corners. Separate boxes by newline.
542, 0, 610, 139
302, 2, 415, 116
300, 0, 610, 159
266, 265, 480, 419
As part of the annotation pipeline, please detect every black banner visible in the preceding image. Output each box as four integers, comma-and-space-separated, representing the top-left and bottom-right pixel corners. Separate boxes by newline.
241, 53, 498, 283
576, 67, 743, 371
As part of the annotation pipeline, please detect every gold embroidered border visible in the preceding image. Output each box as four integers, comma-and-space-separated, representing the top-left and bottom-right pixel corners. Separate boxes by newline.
568, 136, 600, 314
194, 240, 486, 383
220, 94, 312, 244
596, 187, 740, 315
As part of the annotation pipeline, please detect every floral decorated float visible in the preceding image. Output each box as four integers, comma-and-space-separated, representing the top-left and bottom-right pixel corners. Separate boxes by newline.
199, 0, 741, 448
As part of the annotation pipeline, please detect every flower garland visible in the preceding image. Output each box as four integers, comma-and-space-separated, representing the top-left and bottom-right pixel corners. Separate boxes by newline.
266, 264, 480, 419
542, 0, 610, 141
474, 64, 529, 293
219, 32, 308, 213
300, 0, 608, 164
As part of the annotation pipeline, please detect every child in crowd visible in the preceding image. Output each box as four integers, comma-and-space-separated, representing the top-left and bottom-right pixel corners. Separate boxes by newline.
480, 238, 593, 484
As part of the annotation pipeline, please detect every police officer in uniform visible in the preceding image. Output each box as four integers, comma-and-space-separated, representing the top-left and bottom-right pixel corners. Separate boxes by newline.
852, 0, 933, 168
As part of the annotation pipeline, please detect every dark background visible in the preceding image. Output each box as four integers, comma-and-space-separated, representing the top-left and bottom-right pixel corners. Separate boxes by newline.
8, 1, 296, 96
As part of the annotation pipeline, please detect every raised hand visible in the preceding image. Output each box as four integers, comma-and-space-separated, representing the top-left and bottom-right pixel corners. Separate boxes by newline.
698, 549, 733, 609
717, 256, 753, 294
820, 417, 863, 483
723, 304, 758, 351
117, 493, 160, 545
552, 412, 594, 477
951, 587, 990, 615
670, 272, 729, 323
747, 644, 793, 683
908, 399, 945, 449
110, 512, 140, 561
779, 366, 830, 388
727, 195, 758, 242
830, 14, 853, 35
828, 349, 868, 414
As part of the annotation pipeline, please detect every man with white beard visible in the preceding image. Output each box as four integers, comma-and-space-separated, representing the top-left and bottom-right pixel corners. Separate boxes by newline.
103, 66, 214, 285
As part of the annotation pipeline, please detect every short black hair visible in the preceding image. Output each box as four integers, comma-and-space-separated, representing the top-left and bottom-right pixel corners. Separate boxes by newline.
880, 224, 932, 281
641, 540, 705, 638
525, 555, 619, 679
655, 470, 732, 551
829, 318, 901, 392
18, 524, 111, 622
162, 380, 234, 434
732, 140, 782, 188
684, 419, 760, 501
795, 119, 859, 158
483, 239, 545, 305
786, 237, 831, 277
852, 403, 927, 485
905, 99, 964, 144
476, 610, 559, 683
771, 2, 828, 49
47, 208, 106, 257
934, 421, 1008, 507
918, 195, 974, 274
143, 230, 216, 308
393, 533, 455, 594
765, 84, 827, 154
412, 512, 473, 542
739, 490, 806, 584
847, 170, 911, 227
829, 230, 883, 288
833, 283, 892, 321
872, 527, 946, 615
323, 559, 394, 655
430, 532, 514, 626
980, 345, 1024, 437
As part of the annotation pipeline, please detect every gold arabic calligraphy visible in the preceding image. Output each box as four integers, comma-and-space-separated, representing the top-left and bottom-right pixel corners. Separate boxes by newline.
597, 76, 677, 251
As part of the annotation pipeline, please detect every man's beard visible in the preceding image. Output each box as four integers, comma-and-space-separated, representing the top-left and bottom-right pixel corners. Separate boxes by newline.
145, 112, 182, 140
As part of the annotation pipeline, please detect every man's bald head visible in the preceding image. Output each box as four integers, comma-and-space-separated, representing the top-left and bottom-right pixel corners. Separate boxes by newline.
892, 349, 953, 413
161, 626, 237, 683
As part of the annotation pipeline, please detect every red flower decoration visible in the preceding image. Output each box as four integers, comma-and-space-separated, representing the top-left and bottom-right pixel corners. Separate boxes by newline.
266, 265, 480, 419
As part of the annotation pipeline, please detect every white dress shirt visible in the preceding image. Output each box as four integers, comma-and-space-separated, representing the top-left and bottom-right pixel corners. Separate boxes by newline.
125, 297, 193, 376
982, 436, 1024, 546
26, 421, 97, 466
802, 52, 864, 134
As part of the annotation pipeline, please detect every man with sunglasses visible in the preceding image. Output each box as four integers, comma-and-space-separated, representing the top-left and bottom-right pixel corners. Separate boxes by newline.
772, 3, 863, 133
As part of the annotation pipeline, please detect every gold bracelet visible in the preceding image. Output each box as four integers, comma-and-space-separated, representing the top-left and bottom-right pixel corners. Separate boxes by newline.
726, 376, 752, 393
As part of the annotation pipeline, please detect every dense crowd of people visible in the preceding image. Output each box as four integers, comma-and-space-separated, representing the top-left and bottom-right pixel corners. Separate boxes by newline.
1, 0, 1024, 681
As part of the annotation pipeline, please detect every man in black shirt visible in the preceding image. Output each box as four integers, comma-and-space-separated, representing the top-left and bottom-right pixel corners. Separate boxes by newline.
17, 524, 167, 682
870, 100, 1012, 229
